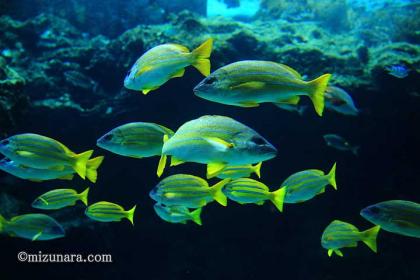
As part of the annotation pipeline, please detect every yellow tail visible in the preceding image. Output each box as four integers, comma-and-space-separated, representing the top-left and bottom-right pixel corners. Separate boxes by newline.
191, 38, 213, 76
78, 187, 90, 206
327, 162, 337, 190
270, 187, 286, 212
361, 225, 381, 253
72, 150, 94, 179
190, 208, 203, 226
126, 205, 137, 225
86, 156, 104, 183
307, 73, 331, 117
253, 162, 262, 178
210, 178, 230, 206
0, 214, 7, 233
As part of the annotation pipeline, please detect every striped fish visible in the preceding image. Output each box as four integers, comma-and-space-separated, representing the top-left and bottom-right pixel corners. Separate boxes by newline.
32, 187, 89, 210
193, 60, 331, 116
0, 213, 65, 241
0, 156, 104, 183
361, 200, 420, 238
321, 220, 380, 257
85, 201, 136, 225
150, 174, 230, 208
0, 133, 93, 179
97, 122, 173, 176
223, 178, 286, 212
216, 162, 262, 179
161, 115, 277, 178
282, 163, 337, 204
124, 38, 213, 95
153, 203, 202, 226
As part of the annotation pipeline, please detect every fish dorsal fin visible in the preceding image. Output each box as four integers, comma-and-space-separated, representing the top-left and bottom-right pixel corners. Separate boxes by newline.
207, 162, 227, 179
135, 65, 153, 77
230, 81, 266, 90
204, 137, 234, 152
170, 156, 185, 167
171, 68, 185, 78
276, 63, 302, 79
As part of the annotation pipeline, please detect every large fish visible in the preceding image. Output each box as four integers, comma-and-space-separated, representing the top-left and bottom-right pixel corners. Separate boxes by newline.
161, 115, 277, 177
360, 200, 420, 238
193, 60, 331, 116
0, 133, 93, 179
124, 38, 213, 94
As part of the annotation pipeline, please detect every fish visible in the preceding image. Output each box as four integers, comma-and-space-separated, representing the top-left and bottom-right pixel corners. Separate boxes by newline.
0, 133, 94, 179
153, 203, 202, 225
161, 115, 277, 178
325, 86, 359, 116
0, 156, 104, 183
193, 60, 331, 116
282, 163, 337, 204
32, 187, 89, 210
85, 201, 137, 225
321, 220, 380, 257
323, 134, 359, 156
150, 174, 230, 208
216, 162, 262, 179
124, 38, 213, 94
0, 214, 65, 241
222, 178, 286, 212
274, 104, 308, 116
360, 200, 420, 238
96, 122, 173, 177
385, 64, 409, 79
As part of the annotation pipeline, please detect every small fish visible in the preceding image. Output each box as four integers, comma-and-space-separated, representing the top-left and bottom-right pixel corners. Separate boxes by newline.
97, 122, 173, 177
385, 64, 409, 79
360, 200, 420, 238
153, 203, 202, 225
216, 162, 262, 179
150, 174, 230, 208
124, 38, 213, 94
222, 178, 286, 212
161, 115, 277, 178
282, 163, 337, 204
0, 156, 104, 183
0, 214, 65, 241
32, 187, 89, 210
323, 134, 359, 156
0, 133, 94, 179
321, 220, 380, 257
193, 60, 331, 116
274, 104, 307, 116
85, 201, 136, 225
325, 86, 359, 116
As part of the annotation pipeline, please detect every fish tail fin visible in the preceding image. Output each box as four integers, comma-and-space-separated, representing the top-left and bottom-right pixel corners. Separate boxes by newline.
307, 73, 331, 116
352, 146, 360, 156
78, 187, 90, 206
73, 150, 94, 179
254, 162, 262, 178
361, 225, 380, 253
126, 205, 137, 225
327, 162, 337, 190
270, 186, 286, 212
192, 38, 213, 76
0, 214, 7, 233
190, 208, 203, 226
210, 178, 230, 206
86, 156, 104, 183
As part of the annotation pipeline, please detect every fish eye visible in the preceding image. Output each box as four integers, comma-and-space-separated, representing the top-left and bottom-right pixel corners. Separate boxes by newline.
205, 77, 216, 85
251, 136, 266, 146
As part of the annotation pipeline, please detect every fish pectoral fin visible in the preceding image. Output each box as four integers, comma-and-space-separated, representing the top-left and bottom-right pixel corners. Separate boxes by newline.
238, 101, 259, 108
230, 81, 266, 90
142, 88, 158, 95
32, 231, 43, 241
134, 65, 153, 77
206, 162, 227, 179
16, 151, 35, 157
275, 96, 300, 105
170, 156, 185, 167
204, 137, 234, 151
171, 68, 185, 78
